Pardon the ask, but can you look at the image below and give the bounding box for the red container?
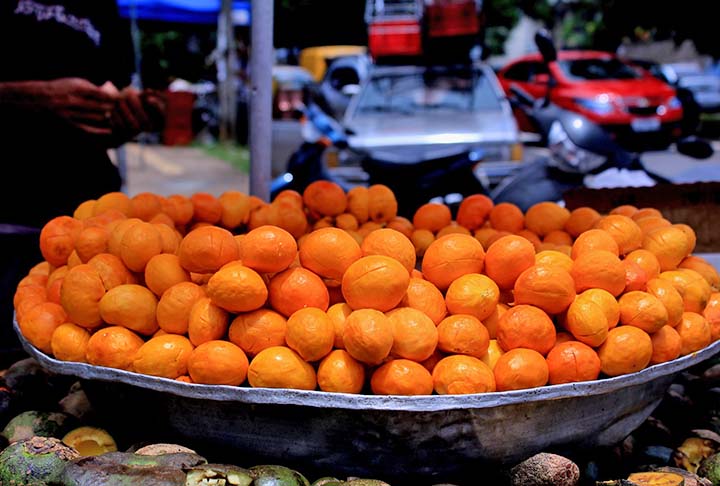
[426,2,479,38]
[163,90,195,146]
[368,19,423,58]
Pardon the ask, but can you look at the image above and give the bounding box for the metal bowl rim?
[14,319,720,412]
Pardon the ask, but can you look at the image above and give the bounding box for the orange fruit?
[346,186,370,224]
[515,229,543,251]
[564,206,602,238]
[524,201,570,238]
[481,303,508,339]
[421,233,485,291]
[129,192,163,221]
[455,194,494,231]
[473,227,499,251]
[386,307,438,362]
[187,297,230,346]
[326,301,352,349]
[386,215,414,238]
[247,346,317,390]
[622,259,648,292]
[268,198,309,239]
[609,204,638,218]
[618,291,668,333]
[367,184,398,223]
[303,180,347,218]
[571,249,626,297]
[189,192,223,224]
[543,230,573,247]
[334,212,359,231]
[546,341,601,385]
[360,228,416,274]
[445,273,500,321]
[133,334,195,379]
[118,220,164,273]
[400,277,447,325]
[99,284,159,336]
[676,311,712,356]
[703,292,720,341]
[218,190,251,230]
[160,194,195,227]
[570,228,620,259]
[678,255,720,290]
[488,201,524,233]
[673,223,697,255]
[649,325,682,365]
[493,348,549,391]
[285,307,335,362]
[94,191,132,217]
[177,225,240,274]
[317,349,366,394]
[239,225,298,274]
[513,264,576,315]
[483,235,536,290]
[153,222,182,255]
[14,285,48,323]
[18,302,67,354]
[144,253,190,298]
[187,340,249,386]
[106,217,141,258]
[564,296,609,347]
[632,207,664,221]
[39,215,83,267]
[228,308,287,357]
[436,223,471,238]
[74,225,110,263]
[413,202,452,233]
[534,250,573,273]
[659,269,712,314]
[635,216,672,235]
[594,214,643,255]
[85,326,145,371]
[50,322,91,363]
[577,288,620,329]
[156,282,206,335]
[646,277,684,327]
[87,253,136,291]
[436,314,490,359]
[642,226,692,271]
[480,339,504,370]
[597,325,652,377]
[59,264,106,329]
[342,308,394,365]
[356,220,383,237]
[341,255,410,312]
[299,227,362,281]
[496,304,556,355]
[370,359,433,395]
[432,354,495,394]
[410,229,435,257]
[206,262,268,313]
[268,266,330,317]
[624,249,661,281]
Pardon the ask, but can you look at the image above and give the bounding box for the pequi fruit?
[61,426,117,456]
[509,452,580,486]
[134,443,197,456]
[185,463,253,486]
[675,438,719,474]
[627,471,685,485]
[652,467,713,486]
[0,436,80,486]
[58,451,207,486]
[1,410,74,444]
[344,480,393,486]
[250,464,311,486]
[698,453,720,485]
[311,478,345,486]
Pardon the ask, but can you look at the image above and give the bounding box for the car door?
[499,60,551,133]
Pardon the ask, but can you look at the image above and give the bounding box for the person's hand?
[110,87,166,143]
[40,77,117,136]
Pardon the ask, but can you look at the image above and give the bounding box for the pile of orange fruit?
[12,181,720,396]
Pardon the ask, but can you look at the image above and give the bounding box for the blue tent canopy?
[117,0,251,25]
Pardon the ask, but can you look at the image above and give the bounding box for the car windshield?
[354,66,502,115]
[559,58,642,81]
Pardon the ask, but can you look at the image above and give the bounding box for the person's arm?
[0,78,116,136]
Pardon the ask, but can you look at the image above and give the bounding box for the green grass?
[194,141,250,173]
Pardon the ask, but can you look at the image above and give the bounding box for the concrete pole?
[249,1,274,202]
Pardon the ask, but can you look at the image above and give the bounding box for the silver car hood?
[346,112,519,163]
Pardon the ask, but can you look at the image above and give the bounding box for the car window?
[502,61,548,82]
[559,58,641,81]
[329,66,361,90]
[354,67,502,115]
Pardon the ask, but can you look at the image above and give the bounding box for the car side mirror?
[534,29,557,63]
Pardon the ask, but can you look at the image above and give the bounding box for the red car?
[496,50,684,150]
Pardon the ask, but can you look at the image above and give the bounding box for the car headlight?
[548,121,607,174]
[667,96,682,109]
[573,96,614,115]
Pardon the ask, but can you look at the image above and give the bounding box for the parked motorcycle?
[490,30,714,212]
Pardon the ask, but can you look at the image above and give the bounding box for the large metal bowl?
[14,321,720,483]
